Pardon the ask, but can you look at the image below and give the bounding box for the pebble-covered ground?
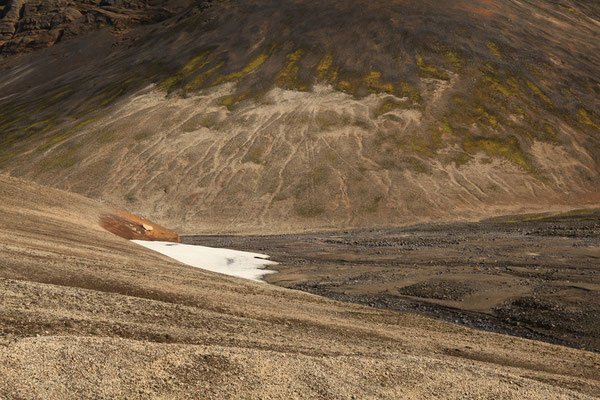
[186,209,600,353]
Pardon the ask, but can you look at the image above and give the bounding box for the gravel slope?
[0,173,599,399]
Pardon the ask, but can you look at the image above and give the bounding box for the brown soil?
[100,206,181,242]
[1,176,600,398]
[185,209,600,353]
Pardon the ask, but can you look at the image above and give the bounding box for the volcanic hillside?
[1,173,600,398]
[0,0,599,233]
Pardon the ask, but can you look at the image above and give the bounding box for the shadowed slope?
[0,0,599,232]
[1,174,600,398]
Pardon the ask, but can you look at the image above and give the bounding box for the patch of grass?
[416,54,449,80]
[181,52,211,75]
[398,81,422,104]
[184,61,225,91]
[375,99,413,117]
[486,41,502,59]
[220,89,256,110]
[443,51,466,70]
[160,75,183,93]
[558,4,585,18]
[526,80,553,106]
[441,118,454,136]
[576,109,600,130]
[463,134,531,170]
[335,71,363,96]
[364,70,394,94]
[160,50,212,93]
[452,152,473,167]
[542,124,558,141]
[275,48,309,91]
[315,51,335,81]
[213,46,276,86]
[482,75,518,98]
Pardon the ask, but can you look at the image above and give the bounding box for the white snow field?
[131,240,278,282]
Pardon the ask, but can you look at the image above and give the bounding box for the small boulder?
[142,224,153,231]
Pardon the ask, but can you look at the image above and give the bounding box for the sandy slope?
[0,173,599,399]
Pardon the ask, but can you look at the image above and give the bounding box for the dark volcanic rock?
[0,0,195,55]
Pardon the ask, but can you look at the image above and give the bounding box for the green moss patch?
[275,49,309,91]
[463,135,531,170]
[416,54,449,80]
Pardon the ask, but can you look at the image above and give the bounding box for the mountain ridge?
[0,0,598,233]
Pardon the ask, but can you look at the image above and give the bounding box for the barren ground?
[185,209,600,353]
[1,177,600,399]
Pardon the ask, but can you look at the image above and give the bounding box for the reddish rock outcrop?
[100,206,181,242]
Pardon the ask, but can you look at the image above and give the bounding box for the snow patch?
[131,240,278,282]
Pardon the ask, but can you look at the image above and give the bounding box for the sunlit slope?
[0,0,599,232]
[1,174,599,398]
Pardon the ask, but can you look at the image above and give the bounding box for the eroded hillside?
[0,0,599,232]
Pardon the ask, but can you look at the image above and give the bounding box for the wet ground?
[184,209,600,352]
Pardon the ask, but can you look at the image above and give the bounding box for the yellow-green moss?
[463,135,530,170]
[181,52,211,75]
[316,52,334,81]
[220,89,257,110]
[24,117,56,133]
[184,61,225,91]
[483,75,518,98]
[213,49,273,86]
[558,4,585,18]
[46,88,73,103]
[452,152,473,167]
[134,131,150,141]
[441,118,454,136]
[486,41,502,59]
[398,81,422,103]
[416,54,449,80]
[275,49,309,91]
[444,51,465,70]
[542,124,558,141]
[576,108,600,130]
[375,99,412,117]
[364,70,395,94]
[160,75,183,92]
[526,80,552,106]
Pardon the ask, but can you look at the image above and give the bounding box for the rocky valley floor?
[185,209,600,353]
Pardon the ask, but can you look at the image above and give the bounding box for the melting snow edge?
[131,240,278,282]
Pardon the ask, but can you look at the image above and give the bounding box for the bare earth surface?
[186,210,600,353]
[1,176,600,398]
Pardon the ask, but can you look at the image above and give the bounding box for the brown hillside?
[0,173,599,398]
[0,0,598,233]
